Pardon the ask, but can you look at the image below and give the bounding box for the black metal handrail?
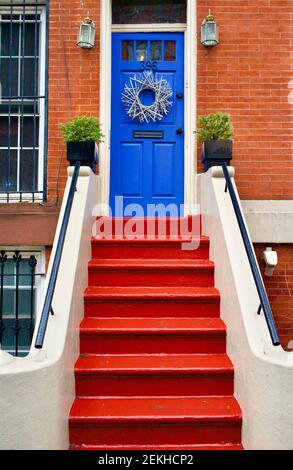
[221,162,280,346]
[34,161,81,349]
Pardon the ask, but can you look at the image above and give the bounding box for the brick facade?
[47,0,101,204]
[255,244,293,350]
[197,0,293,200]
[47,0,293,202]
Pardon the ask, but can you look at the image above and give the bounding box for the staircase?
[69,217,243,450]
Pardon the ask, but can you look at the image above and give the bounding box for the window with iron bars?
[0,247,45,357]
[0,1,48,202]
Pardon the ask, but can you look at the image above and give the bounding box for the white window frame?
[99,0,197,216]
[0,5,47,202]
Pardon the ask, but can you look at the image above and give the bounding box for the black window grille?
[0,1,48,202]
[0,249,43,357]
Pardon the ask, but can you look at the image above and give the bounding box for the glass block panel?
[164,40,176,61]
[112,0,187,24]
[0,22,19,56]
[0,149,17,191]
[19,149,39,191]
[150,41,162,61]
[0,116,18,147]
[122,40,134,61]
[136,40,148,62]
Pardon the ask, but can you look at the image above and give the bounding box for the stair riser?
[75,374,234,397]
[92,242,209,260]
[84,299,220,318]
[88,269,214,288]
[69,422,241,446]
[95,216,202,238]
[80,335,226,355]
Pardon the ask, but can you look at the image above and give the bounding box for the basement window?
[0,1,48,202]
[0,247,45,357]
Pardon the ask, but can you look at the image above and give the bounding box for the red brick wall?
[47,0,100,204]
[47,1,293,201]
[255,244,293,350]
[197,0,293,199]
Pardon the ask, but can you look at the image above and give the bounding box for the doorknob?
[176,128,183,135]
[176,92,183,99]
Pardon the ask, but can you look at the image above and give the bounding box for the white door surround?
[99,0,197,216]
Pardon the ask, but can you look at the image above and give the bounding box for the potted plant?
[197,112,234,171]
[60,116,104,172]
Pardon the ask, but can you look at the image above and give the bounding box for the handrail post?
[34,162,81,349]
[221,162,280,346]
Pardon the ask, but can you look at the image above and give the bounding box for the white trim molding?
[112,23,187,33]
[99,0,197,215]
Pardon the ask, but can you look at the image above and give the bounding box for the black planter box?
[202,139,232,172]
[67,141,98,172]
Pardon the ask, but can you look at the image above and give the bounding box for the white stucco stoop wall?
[199,167,293,450]
[0,167,99,450]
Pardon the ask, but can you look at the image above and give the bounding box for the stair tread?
[88,259,214,269]
[75,354,233,374]
[80,317,226,334]
[92,235,209,243]
[71,443,243,450]
[70,396,242,422]
[85,286,220,299]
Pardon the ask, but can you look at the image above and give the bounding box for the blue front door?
[110,32,184,216]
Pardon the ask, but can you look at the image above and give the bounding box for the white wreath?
[122,72,173,123]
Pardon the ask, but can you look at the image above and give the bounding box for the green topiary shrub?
[197,112,234,142]
[60,116,104,143]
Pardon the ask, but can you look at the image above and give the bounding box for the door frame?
[99,0,197,216]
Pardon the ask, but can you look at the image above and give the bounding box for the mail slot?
[133,130,164,139]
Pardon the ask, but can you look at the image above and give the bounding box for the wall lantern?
[201,9,219,47]
[77,15,95,49]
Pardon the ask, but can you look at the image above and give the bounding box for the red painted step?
[80,317,226,355]
[88,259,214,287]
[69,396,242,447]
[84,286,220,318]
[91,236,210,260]
[71,443,244,450]
[69,217,242,450]
[75,354,234,397]
[94,215,202,238]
